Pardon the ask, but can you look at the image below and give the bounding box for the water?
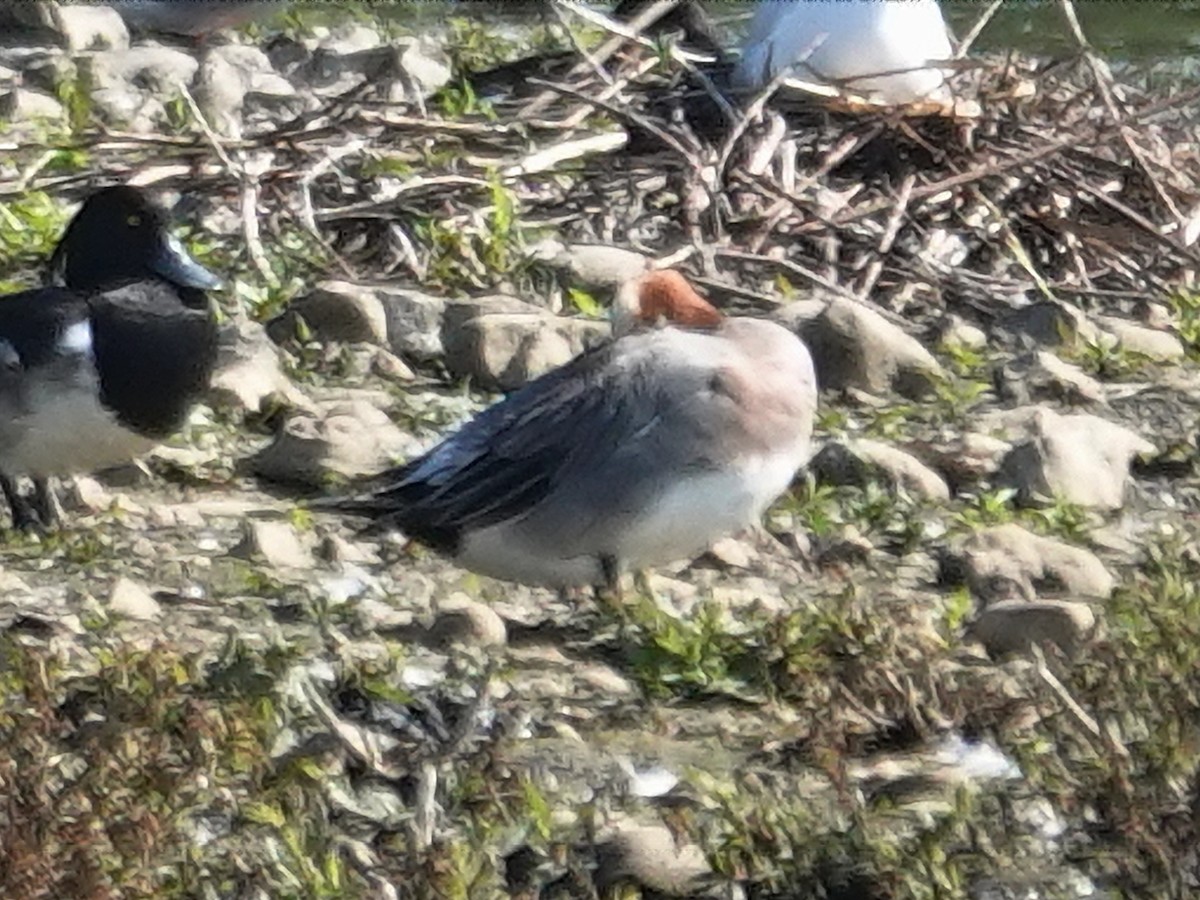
[942,0,1200,61]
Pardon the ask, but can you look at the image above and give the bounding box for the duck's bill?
[151,233,221,290]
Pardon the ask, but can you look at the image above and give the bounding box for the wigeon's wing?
[337,329,727,548]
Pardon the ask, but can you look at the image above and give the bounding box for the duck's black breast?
[87,281,219,437]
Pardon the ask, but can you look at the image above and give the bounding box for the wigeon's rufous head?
[612,269,723,336]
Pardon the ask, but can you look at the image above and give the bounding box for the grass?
[951,487,1094,542]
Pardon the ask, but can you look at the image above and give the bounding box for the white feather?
[58,320,94,356]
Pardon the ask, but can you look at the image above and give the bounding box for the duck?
[0,185,221,529]
[731,0,954,107]
[328,269,817,592]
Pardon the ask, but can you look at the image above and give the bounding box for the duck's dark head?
[49,185,220,306]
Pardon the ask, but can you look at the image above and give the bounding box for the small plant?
[1069,334,1151,379]
[952,487,1018,531]
[1167,290,1200,355]
[627,596,750,698]
[0,191,69,282]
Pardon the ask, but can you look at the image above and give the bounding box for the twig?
[179,80,277,298]
[716,34,828,181]
[501,130,629,178]
[716,248,859,303]
[857,174,915,302]
[1034,651,1130,760]
[955,0,1004,59]
[1057,0,1183,225]
[520,0,682,121]
[526,77,701,167]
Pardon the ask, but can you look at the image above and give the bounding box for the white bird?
[330,270,818,591]
[731,0,954,107]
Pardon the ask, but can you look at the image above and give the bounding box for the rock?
[810,438,951,501]
[82,45,199,132]
[373,285,448,362]
[370,348,414,382]
[65,475,114,512]
[1094,314,1186,361]
[51,4,129,52]
[950,523,1115,600]
[909,431,1012,491]
[1005,300,1104,347]
[296,29,450,102]
[195,44,294,139]
[318,533,377,566]
[446,312,608,392]
[995,407,1154,510]
[800,298,944,397]
[0,86,65,121]
[426,596,507,650]
[968,599,1097,659]
[0,2,56,37]
[526,239,650,285]
[998,351,1104,405]
[936,314,987,350]
[232,520,313,570]
[269,280,389,346]
[209,322,312,416]
[252,400,420,489]
[108,576,161,621]
[595,820,712,895]
[705,536,755,569]
[393,36,453,100]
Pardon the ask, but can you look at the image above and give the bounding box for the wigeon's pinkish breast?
[330,269,818,590]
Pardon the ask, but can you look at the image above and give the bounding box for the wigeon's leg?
[1,473,40,531]
[32,478,62,528]
[592,554,629,618]
[631,569,653,600]
[601,554,623,602]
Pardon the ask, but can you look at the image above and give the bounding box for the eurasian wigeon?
[0,186,220,529]
[331,269,817,591]
[731,0,954,107]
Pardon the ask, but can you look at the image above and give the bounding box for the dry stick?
[856,174,915,302]
[525,77,701,167]
[955,0,1004,58]
[716,247,860,304]
[1034,650,1130,761]
[1072,178,1200,268]
[548,0,617,88]
[555,54,661,131]
[740,124,884,254]
[1057,0,1183,224]
[520,0,683,121]
[715,34,828,182]
[315,176,496,220]
[178,81,276,303]
[817,80,1200,234]
[501,130,629,178]
[820,137,1076,230]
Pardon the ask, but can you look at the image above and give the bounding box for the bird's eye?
[126,214,142,227]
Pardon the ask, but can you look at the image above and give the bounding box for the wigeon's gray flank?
[335,270,818,589]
